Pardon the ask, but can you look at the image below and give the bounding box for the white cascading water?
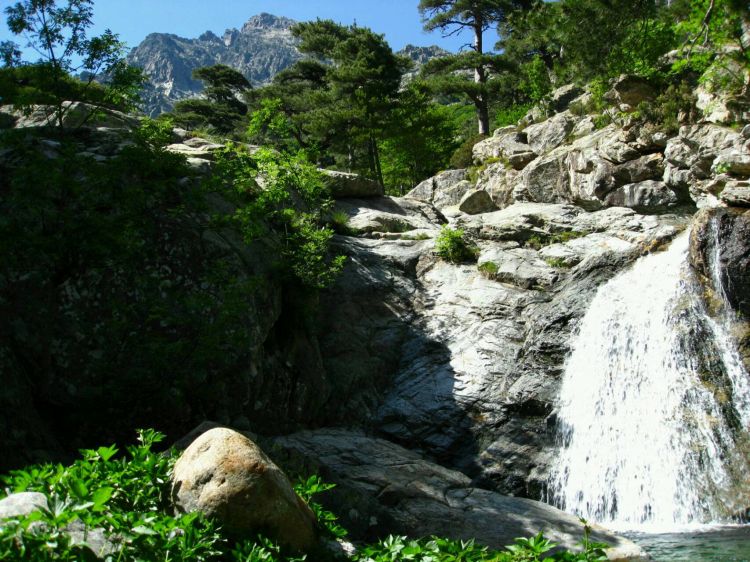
[548,228,750,530]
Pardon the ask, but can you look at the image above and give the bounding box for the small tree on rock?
[3,0,143,127]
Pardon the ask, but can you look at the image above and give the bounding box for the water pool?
[625,526,750,561]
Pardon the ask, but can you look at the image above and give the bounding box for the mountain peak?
[241,13,297,32]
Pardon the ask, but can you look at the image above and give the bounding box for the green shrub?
[0,430,226,561]
[435,226,478,263]
[449,134,487,169]
[493,103,533,128]
[636,81,697,133]
[478,261,499,279]
[207,144,346,289]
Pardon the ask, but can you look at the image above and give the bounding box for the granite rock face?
[317,196,686,496]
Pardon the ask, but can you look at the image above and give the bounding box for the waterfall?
[548,229,750,530]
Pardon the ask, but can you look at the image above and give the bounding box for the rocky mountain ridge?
[127,13,448,116]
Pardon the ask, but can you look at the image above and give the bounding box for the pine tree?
[418,0,532,134]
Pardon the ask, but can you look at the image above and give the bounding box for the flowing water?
[547,228,750,531]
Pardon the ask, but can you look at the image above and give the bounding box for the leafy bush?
[0,432,610,561]
[493,104,533,128]
[449,134,487,169]
[478,261,499,279]
[0,430,226,561]
[636,81,697,133]
[435,227,478,263]
[205,144,346,289]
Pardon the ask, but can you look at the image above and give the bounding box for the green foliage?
[450,134,487,169]
[2,0,143,125]
[379,83,458,195]
[0,430,226,561]
[355,530,609,562]
[435,226,478,263]
[418,0,535,134]
[478,261,499,279]
[518,56,553,105]
[171,64,251,134]
[257,19,409,185]
[493,103,532,128]
[293,476,347,539]
[0,433,609,561]
[504,531,556,560]
[207,144,346,289]
[636,81,698,134]
[0,432,342,562]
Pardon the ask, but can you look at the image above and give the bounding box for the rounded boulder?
[171,427,317,552]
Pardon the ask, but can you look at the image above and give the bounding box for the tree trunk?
[473,18,490,136]
[370,133,384,188]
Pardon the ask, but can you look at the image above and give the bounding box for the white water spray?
[548,229,750,530]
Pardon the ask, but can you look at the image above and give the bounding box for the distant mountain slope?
[128,14,300,116]
[127,13,448,116]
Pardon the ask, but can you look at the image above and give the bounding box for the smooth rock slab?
[478,248,558,289]
[322,170,384,199]
[603,180,680,212]
[720,181,750,207]
[270,429,649,561]
[172,427,317,552]
[0,492,48,520]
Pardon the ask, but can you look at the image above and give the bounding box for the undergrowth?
[435,226,479,263]
[0,432,609,561]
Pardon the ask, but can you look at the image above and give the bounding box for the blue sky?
[0,0,490,55]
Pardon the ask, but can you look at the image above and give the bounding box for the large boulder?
[458,189,497,215]
[604,75,657,109]
[334,196,443,236]
[0,492,48,520]
[322,170,384,199]
[549,84,584,113]
[720,180,750,207]
[473,128,537,170]
[477,247,558,289]
[524,111,578,155]
[603,180,681,212]
[475,163,521,209]
[406,169,474,211]
[171,428,318,552]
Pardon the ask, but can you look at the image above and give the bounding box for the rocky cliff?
[1,70,749,555]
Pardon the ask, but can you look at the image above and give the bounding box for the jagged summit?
[240,13,296,32]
